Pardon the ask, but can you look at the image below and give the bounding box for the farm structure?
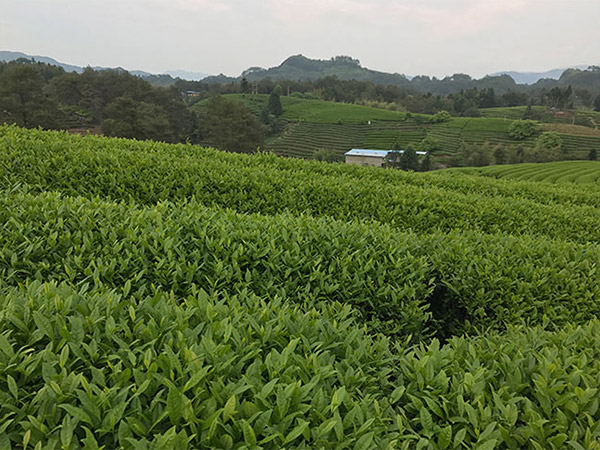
[345,148,427,167]
[345,149,390,167]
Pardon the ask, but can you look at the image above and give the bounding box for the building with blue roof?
[344,149,426,167]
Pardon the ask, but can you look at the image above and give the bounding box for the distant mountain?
[0,50,209,84]
[491,65,590,84]
[0,50,84,73]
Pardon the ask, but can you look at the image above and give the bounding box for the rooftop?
[345,149,428,157]
[345,149,390,157]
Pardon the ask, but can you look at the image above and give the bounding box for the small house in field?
[344,149,390,167]
[344,149,426,167]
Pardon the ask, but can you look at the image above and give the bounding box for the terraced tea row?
[2,189,599,339]
[2,126,600,243]
[456,161,600,184]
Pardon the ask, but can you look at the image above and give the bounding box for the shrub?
[508,120,539,140]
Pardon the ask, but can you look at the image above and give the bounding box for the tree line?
[179,70,600,118]
[0,59,270,151]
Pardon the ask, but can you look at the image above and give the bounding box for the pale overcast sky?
[1,0,599,78]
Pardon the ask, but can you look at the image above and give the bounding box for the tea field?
[213,95,600,161]
[1,125,600,449]
[454,160,600,185]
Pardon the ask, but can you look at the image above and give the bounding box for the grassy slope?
[451,160,600,184]
[216,95,600,160]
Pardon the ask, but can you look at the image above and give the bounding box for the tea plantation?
[216,94,600,161]
[1,125,600,449]
[454,160,600,184]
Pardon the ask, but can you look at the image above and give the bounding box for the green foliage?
[0,60,193,140]
[267,91,283,117]
[417,137,439,154]
[431,110,451,123]
[3,281,600,448]
[399,146,420,171]
[460,142,494,167]
[3,126,600,243]
[0,63,61,129]
[102,97,174,142]
[312,148,341,162]
[3,126,600,448]
[508,120,539,140]
[240,77,250,94]
[0,281,400,449]
[536,132,563,151]
[452,160,600,185]
[420,153,433,172]
[195,95,266,153]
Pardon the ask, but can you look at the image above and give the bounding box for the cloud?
[260,0,527,35]
[172,0,234,13]
[407,0,527,36]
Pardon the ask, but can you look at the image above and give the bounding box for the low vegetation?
[454,160,600,184]
[1,126,600,448]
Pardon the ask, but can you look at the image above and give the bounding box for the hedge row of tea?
[2,190,600,341]
[2,282,600,449]
[2,126,600,243]
[2,126,600,448]
[456,161,600,185]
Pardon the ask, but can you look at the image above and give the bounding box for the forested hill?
[241,55,413,87]
[202,55,521,94]
[201,54,600,96]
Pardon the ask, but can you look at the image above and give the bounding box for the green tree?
[240,77,250,94]
[267,89,283,117]
[493,146,506,165]
[417,137,439,154]
[522,104,535,120]
[102,97,174,142]
[195,95,266,153]
[399,145,420,171]
[594,95,600,112]
[525,132,563,162]
[420,153,433,172]
[536,132,563,151]
[589,149,598,161]
[431,110,451,123]
[0,63,60,128]
[508,120,539,140]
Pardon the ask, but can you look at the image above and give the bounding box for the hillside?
[1,125,600,448]
[212,94,600,162]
